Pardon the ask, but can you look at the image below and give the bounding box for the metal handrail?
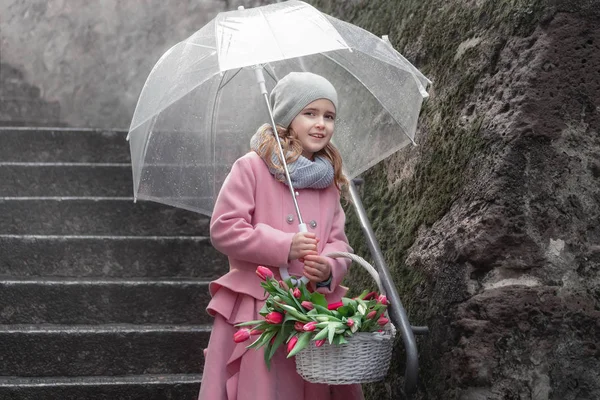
[349,180,428,395]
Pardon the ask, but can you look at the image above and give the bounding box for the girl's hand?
[302,254,332,283]
[288,232,319,261]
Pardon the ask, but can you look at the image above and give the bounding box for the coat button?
[286,214,294,224]
[309,220,317,228]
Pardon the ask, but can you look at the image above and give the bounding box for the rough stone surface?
[0,62,63,126]
[0,235,226,279]
[0,0,272,128]
[0,326,209,376]
[0,199,210,236]
[0,279,212,325]
[0,375,201,400]
[308,1,600,399]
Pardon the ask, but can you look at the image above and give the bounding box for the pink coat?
[208,151,352,303]
[199,151,362,400]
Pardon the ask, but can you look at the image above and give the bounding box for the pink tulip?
[301,301,314,310]
[265,311,284,324]
[287,336,298,354]
[249,329,263,336]
[293,287,301,299]
[377,295,388,305]
[377,316,389,326]
[233,328,251,343]
[315,339,326,347]
[367,310,377,320]
[279,280,289,291]
[294,321,305,332]
[363,291,378,301]
[256,266,274,281]
[303,321,317,332]
[327,301,344,310]
[346,318,355,327]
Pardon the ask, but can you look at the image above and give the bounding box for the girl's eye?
[304,112,315,116]
[326,115,335,120]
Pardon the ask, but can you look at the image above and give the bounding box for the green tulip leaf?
[287,332,312,358]
[328,322,336,344]
[310,292,328,308]
[313,326,329,341]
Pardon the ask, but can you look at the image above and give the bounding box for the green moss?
[307,0,550,397]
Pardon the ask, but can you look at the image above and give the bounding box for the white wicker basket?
[294,252,396,385]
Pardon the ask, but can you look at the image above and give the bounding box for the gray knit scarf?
[250,129,334,189]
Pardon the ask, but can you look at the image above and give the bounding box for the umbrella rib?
[263,64,278,83]
[129,68,220,134]
[218,68,243,91]
[257,8,285,60]
[210,70,229,207]
[320,51,416,145]
[183,42,216,50]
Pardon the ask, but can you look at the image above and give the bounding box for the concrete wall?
[0,0,269,128]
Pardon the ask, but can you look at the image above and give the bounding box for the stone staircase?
[0,63,62,127]
[0,127,226,399]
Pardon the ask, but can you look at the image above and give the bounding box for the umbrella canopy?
[127,0,430,216]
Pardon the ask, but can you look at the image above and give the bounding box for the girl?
[198,72,364,400]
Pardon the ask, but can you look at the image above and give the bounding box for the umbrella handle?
[280,223,310,286]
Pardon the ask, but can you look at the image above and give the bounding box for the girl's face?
[289,99,336,160]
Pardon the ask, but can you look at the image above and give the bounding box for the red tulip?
[377,295,388,305]
[293,287,301,299]
[346,318,355,327]
[327,301,344,310]
[315,339,326,347]
[377,316,389,326]
[363,291,378,300]
[265,311,284,324]
[303,321,317,332]
[301,301,314,310]
[256,266,274,281]
[294,321,305,332]
[287,336,298,354]
[233,328,251,343]
[367,310,377,319]
[249,329,263,336]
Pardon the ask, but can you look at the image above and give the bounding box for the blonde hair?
[253,123,349,196]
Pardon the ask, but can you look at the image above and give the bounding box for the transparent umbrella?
[127,0,430,218]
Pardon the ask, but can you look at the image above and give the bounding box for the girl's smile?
[289,98,336,160]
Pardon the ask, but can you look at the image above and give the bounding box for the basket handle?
[324,252,385,296]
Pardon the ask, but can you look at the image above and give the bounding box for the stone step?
[0,235,226,279]
[0,79,41,99]
[0,128,130,163]
[0,163,223,200]
[0,199,209,236]
[0,374,201,400]
[0,63,25,81]
[0,163,132,197]
[0,277,212,325]
[0,324,208,377]
[0,98,61,125]
[0,127,233,166]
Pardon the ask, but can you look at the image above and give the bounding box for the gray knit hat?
[270,72,338,128]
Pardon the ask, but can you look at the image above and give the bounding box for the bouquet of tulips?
[233,266,390,368]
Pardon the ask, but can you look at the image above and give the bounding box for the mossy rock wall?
[308,1,600,399]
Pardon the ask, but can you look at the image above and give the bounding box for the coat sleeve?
[210,156,295,267]
[316,192,352,294]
